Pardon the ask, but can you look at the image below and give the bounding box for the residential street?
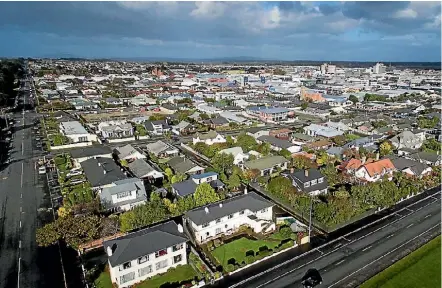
[0,80,63,288]
[226,191,441,288]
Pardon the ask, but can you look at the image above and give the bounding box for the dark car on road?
[301,268,322,288]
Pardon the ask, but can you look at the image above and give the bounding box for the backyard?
[209,226,296,272]
[361,236,441,288]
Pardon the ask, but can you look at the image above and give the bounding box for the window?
[260,208,268,213]
[155,259,168,270]
[155,249,168,258]
[78,136,88,142]
[216,218,221,224]
[311,179,317,185]
[119,262,131,271]
[173,243,183,252]
[318,177,324,183]
[120,272,135,284]
[173,255,182,264]
[206,177,213,182]
[304,182,310,188]
[202,222,209,228]
[228,214,234,219]
[117,191,131,199]
[138,255,149,264]
[215,228,222,235]
[239,210,245,215]
[138,265,152,277]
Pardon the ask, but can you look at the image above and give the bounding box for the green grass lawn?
[212,237,282,267]
[361,236,441,288]
[94,271,112,288]
[136,264,198,288]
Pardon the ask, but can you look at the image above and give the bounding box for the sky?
[0,1,440,62]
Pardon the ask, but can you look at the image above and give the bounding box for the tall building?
[373,63,386,74]
[320,63,336,74]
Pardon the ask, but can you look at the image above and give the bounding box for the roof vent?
[244,187,248,194]
[304,169,309,177]
[219,203,223,208]
[204,207,209,214]
[103,170,107,175]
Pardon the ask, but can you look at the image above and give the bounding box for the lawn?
[345,133,361,141]
[136,264,198,288]
[212,237,287,268]
[94,271,112,288]
[360,236,441,288]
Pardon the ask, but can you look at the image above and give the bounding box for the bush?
[245,255,255,264]
[245,250,255,257]
[226,264,235,273]
[279,226,293,239]
[259,245,268,253]
[227,258,236,266]
[214,239,222,248]
[206,241,214,251]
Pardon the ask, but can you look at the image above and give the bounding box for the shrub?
[206,241,214,251]
[227,258,236,266]
[259,245,268,252]
[245,250,255,257]
[279,226,293,239]
[214,271,222,279]
[245,255,255,264]
[226,264,235,273]
[214,239,222,248]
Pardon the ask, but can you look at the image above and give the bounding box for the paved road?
[0,78,63,288]
[229,191,441,288]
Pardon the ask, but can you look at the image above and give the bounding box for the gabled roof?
[167,156,200,174]
[195,130,219,140]
[172,179,198,197]
[257,135,295,149]
[389,157,430,175]
[103,221,187,267]
[127,159,159,178]
[185,192,273,225]
[100,178,147,209]
[244,155,288,171]
[81,157,127,187]
[360,159,395,177]
[70,145,112,159]
[114,144,144,159]
[219,147,244,158]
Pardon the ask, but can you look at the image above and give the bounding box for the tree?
[320,163,340,187]
[257,143,271,156]
[236,133,258,152]
[199,113,210,120]
[244,169,260,181]
[194,183,220,207]
[212,153,234,174]
[267,176,296,199]
[164,168,174,180]
[171,173,187,184]
[228,174,241,190]
[379,141,393,156]
[292,156,314,170]
[100,216,120,238]
[226,135,234,146]
[349,95,358,104]
[422,138,441,153]
[315,150,329,166]
[301,102,308,110]
[372,120,388,129]
[332,135,346,147]
[334,187,350,199]
[279,149,292,159]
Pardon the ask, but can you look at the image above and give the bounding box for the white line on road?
[404,207,414,212]
[424,214,432,219]
[362,245,372,252]
[19,240,22,249]
[334,243,342,248]
[386,234,394,239]
[342,237,351,242]
[20,162,23,188]
[335,259,345,266]
[21,142,24,155]
[317,249,324,255]
[20,193,22,199]
[328,223,441,288]
[17,257,21,288]
[406,223,414,228]
[20,207,22,213]
[19,221,21,228]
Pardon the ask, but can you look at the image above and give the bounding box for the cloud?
[0,1,439,61]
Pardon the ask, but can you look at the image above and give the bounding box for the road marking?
[20,193,22,199]
[387,234,394,239]
[317,249,324,255]
[19,221,21,228]
[342,237,350,242]
[362,245,372,252]
[21,142,24,155]
[17,257,21,288]
[328,223,440,288]
[19,240,22,249]
[404,207,414,212]
[335,259,345,266]
[406,223,414,228]
[20,162,23,188]
[334,243,342,248]
[20,207,22,213]
[424,214,431,219]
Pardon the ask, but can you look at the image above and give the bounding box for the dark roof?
[172,180,198,197]
[257,135,294,149]
[69,145,113,159]
[389,157,429,175]
[211,117,229,125]
[80,157,127,187]
[185,192,273,225]
[282,168,328,193]
[103,221,187,267]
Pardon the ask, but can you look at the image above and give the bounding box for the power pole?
[308,196,313,241]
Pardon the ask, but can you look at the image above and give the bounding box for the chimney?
[106,246,113,257]
[304,169,309,177]
[244,187,248,194]
[219,203,223,208]
[204,207,209,214]
[376,152,380,161]
[362,156,366,165]
[290,167,294,174]
[98,162,101,166]
[177,224,183,233]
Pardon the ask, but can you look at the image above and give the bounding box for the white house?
[184,192,276,244]
[193,131,226,146]
[354,158,396,182]
[59,121,97,143]
[218,147,249,165]
[390,131,424,150]
[103,221,188,288]
[114,144,146,161]
[100,178,147,212]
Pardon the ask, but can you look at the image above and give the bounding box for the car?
[301,268,322,288]
[38,166,47,175]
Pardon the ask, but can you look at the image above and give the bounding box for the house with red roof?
[354,158,396,182]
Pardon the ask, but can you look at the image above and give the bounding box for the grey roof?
[244,155,288,171]
[326,147,344,156]
[195,130,219,140]
[211,117,229,125]
[103,220,187,267]
[127,159,158,178]
[145,140,172,155]
[61,121,88,135]
[344,135,380,148]
[114,144,143,159]
[185,192,273,225]
[101,123,132,132]
[291,133,315,142]
[257,135,295,149]
[70,145,112,159]
[389,157,429,175]
[172,180,198,197]
[174,120,191,130]
[100,178,147,209]
[408,152,441,164]
[167,156,200,174]
[80,157,127,187]
[282,168,328,193]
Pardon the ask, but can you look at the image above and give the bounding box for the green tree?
[194,183,220,207]
[349,95,358,104]
[120,196,170,232]
[228,174,241,190]
[226,135,234,146]
[320,163,340,187]
[267,176,296,199]
[332,135,346,147]
[164,168,174,180]
[257,143,271,156]
[292,156,314,170]
[236,133,258,152]
[379,141,393,156]
[171,173,187,184]
[372,120,388,129]
[315,150,329,166]
[301,102,308,110]
[422,138,441,153]
[279,149,292,159]
[212,152,234,174]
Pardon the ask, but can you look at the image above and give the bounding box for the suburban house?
[246,127,270,139]
[127,159,164,181]
[59,121,98,143]
[70,145,113,164]
[98,121,134,139]
[172,121,194,135]
[103,97,123,106]
[103,220,188,288]
[100,178,147,212]
[207,116,229,129]
[243,155,289,176]
[171,172,225,197]
[390,131,425,150]
[69,98,98,110]
[256,135,301,153]
[144,120,171,136]
[184,192,276,244]
[282,168,328,196]
[218,147,249,165]
[354,158,396,182]
[167,156,205,175]
[192,131,226,146]
[269,128,293,140]
[145,140,179,158]
[406,151,441,166]
[343,135,383,150]
[303,123,344,138]
[324,121,351,132]
[81,157,127,189]
[114,144,146,162]
[304,139,333,151]
[389,157,432,178]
